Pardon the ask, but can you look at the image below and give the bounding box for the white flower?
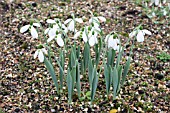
[20,23,40,39]
[105,34,119,50]
[64,18,83,32]
[130,29,151,42]
[34,48,47,62]
[56,34,64,47]
[163,10,167,16]
[88,29,98,46]
[154,0,159,6]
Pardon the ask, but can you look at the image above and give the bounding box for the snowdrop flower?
[64,18,83,32]
[20,23,40,39]
[34,48,47,62]
[129,29,152,42]
[47,32,64,47]
[151,0,159,6]
[45,19,68,35]
[88,29,98,46]
[105,34,120,50]
[89,16,106,32]
[74,26,98,46]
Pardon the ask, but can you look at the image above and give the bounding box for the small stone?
[166,81,170,88]
[138,90,144,94]
[32,2,37,7]
[155,73,164,80]
[14,108,20,112]
[51,109,55,112]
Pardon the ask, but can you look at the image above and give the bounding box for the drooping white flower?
[56,34,64,47]
[130,29,151,42]
[20,23,40,39]
[34,48,47,62]
[105,34,120,50]
[64,18,83,32]
[88,29,98,46]
[46,18,68,35]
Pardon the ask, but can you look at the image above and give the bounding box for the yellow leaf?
[110,109,118,113]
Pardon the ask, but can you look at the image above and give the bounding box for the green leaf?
[67,68,72,103]
[122,57,131,85]
[44,57,59,93]
[107,48,116,67]
[91,66,98,102]
[83,43,90,72]
[76,60,81,98]
[117,65,123,94]
[104,63,110,94]
[112,66,118,99]
[71,66,76,92]
[88,56,93,89]
[59,50,65,89]
[116,47,124,68]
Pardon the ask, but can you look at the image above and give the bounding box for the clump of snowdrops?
[142,0,170,19]
[20,12,151,105]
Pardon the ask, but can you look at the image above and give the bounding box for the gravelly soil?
[0,0,170,112]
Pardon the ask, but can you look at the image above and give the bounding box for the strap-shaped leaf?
[117,65,123,94]
[71,66,76,91]
[59,50,65,89]
[76,60,81,97]
[107,48,116,67]
[67,68,72,103]
[91,66,98,102]
[88,56,93,89]
[44,57,59,92]
[95,44,100,66]
[121,57,131,85]
[83,43,90,72]
[104,63,110,94]
[112,66,118,99]
[116,47,124,68]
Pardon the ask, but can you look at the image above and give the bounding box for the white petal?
[44,28,50,34]
[97,16,106,22]
[93,22,99,28]
[129,31,137,38]
[89,18,93,23]
[137,31,144,42]
[53,24,60,29]
[42,48,48,55]
[64,19,72,24]
[74,31,81,39]
[38,50,44,62]
[48,29,56,39]
[33,23,40,27]
[142,29,151,35]
[93,26,101,32]
[68,20,75,31]
[155,0,159,6]
[20,25,30,33]
[31,26,38,38]
[75,18,83,23]
[46,19,56,24]
[57,34,64,47]
[34,50,39,59]
[89,36,96,46]
[82,31,88,43]
[62,24,68,33]
[108,38,118,50]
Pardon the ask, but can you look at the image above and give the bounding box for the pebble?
[51,109,55,112]
[155,73,164,80]
[166,80,170,88]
